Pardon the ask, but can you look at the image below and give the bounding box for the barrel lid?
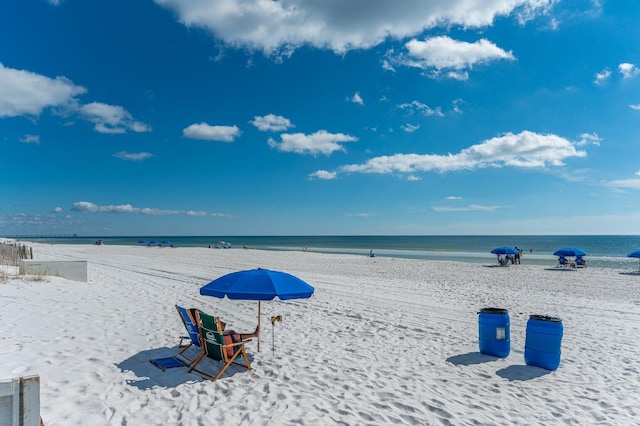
[479,307,508,314]
[529,314,562,322]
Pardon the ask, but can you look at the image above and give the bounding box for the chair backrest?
[196,311,226,362]
[176,305,201,347]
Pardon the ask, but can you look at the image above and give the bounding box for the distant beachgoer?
[369,249,375,257]
[514,246,522,264]
[303,246,308,252]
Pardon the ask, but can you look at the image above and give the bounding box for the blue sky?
[1,0,639,236]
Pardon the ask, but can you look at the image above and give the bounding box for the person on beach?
[219,319,260,340]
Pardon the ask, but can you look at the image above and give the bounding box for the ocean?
[13,235,640,270]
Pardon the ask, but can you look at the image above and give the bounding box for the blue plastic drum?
[525,315,563,370]
[478,308,510,358]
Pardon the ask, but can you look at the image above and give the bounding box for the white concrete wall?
[19,260,88,282]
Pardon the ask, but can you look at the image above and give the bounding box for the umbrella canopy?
[627,250,640,258]
[553,247,587,257]
[201,268,314,300]
[491,246,518,255]
[200,268,314,351]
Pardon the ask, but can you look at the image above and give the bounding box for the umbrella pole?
[257,301,261,352]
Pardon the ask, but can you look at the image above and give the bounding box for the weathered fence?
[0,242,33,266]
[0,375,41,426]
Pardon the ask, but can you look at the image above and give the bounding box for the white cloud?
[407,36,514,69]
[20,134,40,144]
[308,170,337,180]
[70,201,228,217]
[576,132,601,146]
[605,178,640,190]
[54,207,63,213]
[593,68,611,85]
[401,123,420,133]
[250,114,294,132]
[390,36,515,78]
[153,0,553,56]
[432,204,503,212]
[328,130,586,177]
[0,63,86,118]
[619,63,640,79]
[113,151,154,161]
[349,92,364,105]
[268,130,358,155]
[630,104,640,111]
[398,100,444,117]
[446,196,463,200]
[78,102,151,134]
[183,122,241,142]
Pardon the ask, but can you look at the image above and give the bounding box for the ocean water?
[14,235,640,270]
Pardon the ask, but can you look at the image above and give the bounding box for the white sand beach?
[1,243,639,425]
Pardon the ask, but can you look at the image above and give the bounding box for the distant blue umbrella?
[553,247,587,257]
[138,240,147,245]
[491,246,518,255]
[161,240,171,245]
[149,240,159,246]
[627,250,640,258]
[627,250,640,271]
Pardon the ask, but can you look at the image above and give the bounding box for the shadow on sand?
[116,346,253,389]
[446,351,503,366]
[496,365,551,381]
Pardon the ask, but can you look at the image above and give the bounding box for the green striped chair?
[188,310,252,381]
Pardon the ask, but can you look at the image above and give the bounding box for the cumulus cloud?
[70,201,229,217]
[0,63,86,118]
[20,134,40,144]
[392,36,515,79]
[153,0,553,56]
[78,102,151,134]
[398,100,444,117]
[250,114,294,132]
[619,63,640,79]
[594,68,611,85]
[268,130,358,155]
[308,170,337,180]
[183,122,241,141]
[576,132,601,147]
[113,151,154,161]
[349,92,364,105]
[316,130,587,178]
[630,104,640,111]
[401,123,420,133]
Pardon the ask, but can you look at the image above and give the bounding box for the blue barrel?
[525,315,563,370]
[478,308,510,358]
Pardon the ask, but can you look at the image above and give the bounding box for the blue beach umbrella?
[627,250,640,270]
[553,247,587,257]
[627,250,640,258]
[491,246,518,255]
[200,268,315,351]
[138,240,147,245]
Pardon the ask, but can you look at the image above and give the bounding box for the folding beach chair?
[188,311,252,381]
[175,305,201,365]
